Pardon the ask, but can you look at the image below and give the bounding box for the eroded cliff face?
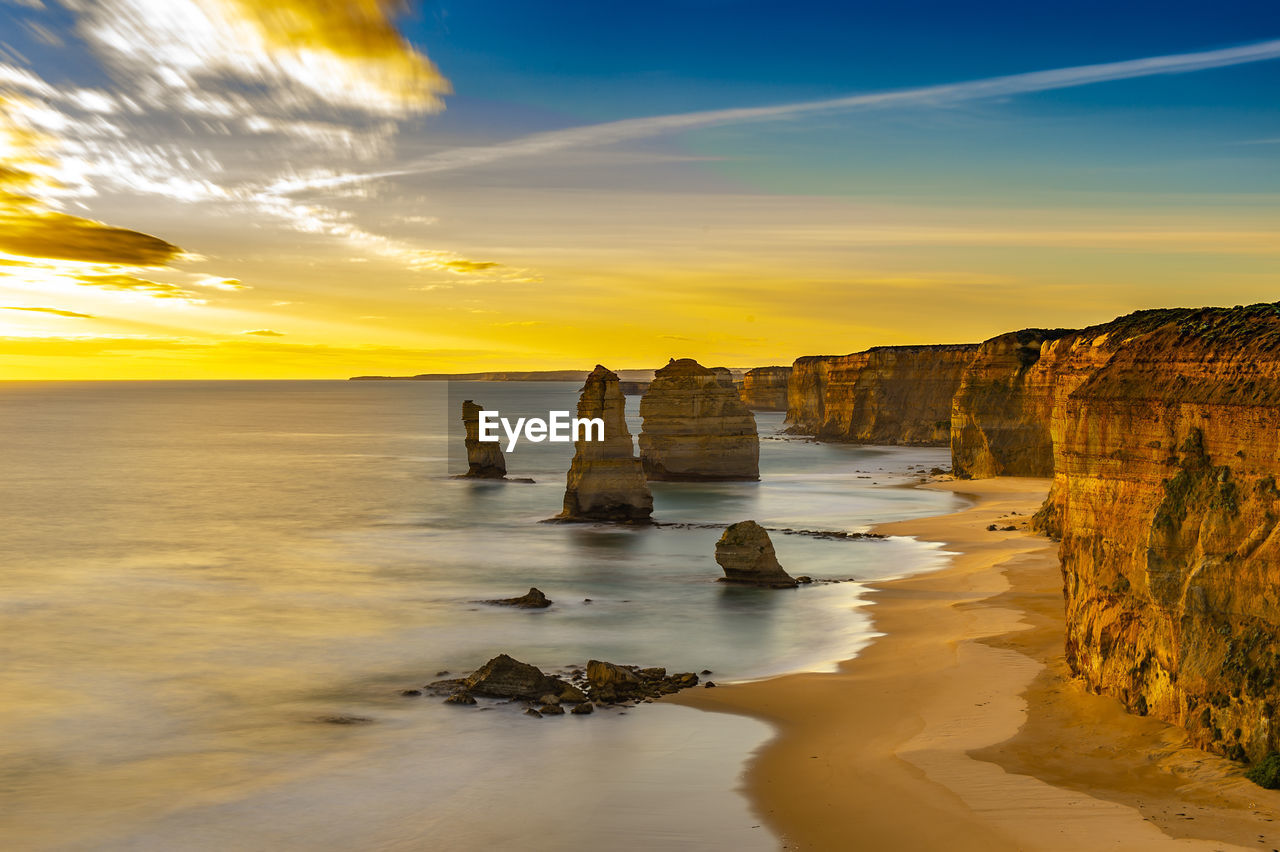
[639,358,759,481]
[950,329,1074,478]
[739,366,791,411]
[1039,304,1280,762]
[785,345,978,445]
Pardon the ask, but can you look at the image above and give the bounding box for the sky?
[0,0,1277,379]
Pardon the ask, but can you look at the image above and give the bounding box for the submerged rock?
[715,520,799,588]
[316,715,374,725]
[639,358,759,481]
[558,365,653,522]
[484,587,552,608]
[460,399,506,479]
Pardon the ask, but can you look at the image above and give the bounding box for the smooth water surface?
[0,380,963,850]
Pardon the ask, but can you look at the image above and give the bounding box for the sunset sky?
[1,0,1277,378]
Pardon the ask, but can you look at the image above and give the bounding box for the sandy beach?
[674,478,1280,850]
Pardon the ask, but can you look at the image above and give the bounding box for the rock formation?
[460,399,506,478]
[715,520,798,588]
[484,587,552,608]
[739,366,791,411]
[949,329,1074,478]
[1033,303,1280,763]
[585,660,700,702]
[444,653,585,702]
[558,365,653,522]
[786,344,979,444]
[638,358,759,481]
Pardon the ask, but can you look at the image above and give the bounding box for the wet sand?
[673,478,1280,850]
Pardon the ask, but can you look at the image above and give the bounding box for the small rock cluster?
[418,653,702,717]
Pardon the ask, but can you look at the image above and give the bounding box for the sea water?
[0,380,963,850]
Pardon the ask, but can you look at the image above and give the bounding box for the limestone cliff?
[559,365,653,522]
[785,345,979,445]
[638,358,759,481]
[1038,303,1280,762]
[460,399,506,478]
[949,329,1074,478]
[739,366,791,411]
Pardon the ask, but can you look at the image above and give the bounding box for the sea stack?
[558,365,653,522]
[461,399,506,478]
[715,521,798,588]
[638,358,759,481]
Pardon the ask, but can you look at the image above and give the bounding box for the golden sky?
[0,1,1277,378]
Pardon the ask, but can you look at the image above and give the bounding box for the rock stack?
[715,521,798,588]
[460,399,506,478]
[558,365,653,522]
[638,358,759,481]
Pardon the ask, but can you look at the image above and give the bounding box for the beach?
[676,478,1280,850]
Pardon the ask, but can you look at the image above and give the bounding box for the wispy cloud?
[240,328,283,336]
[277,38,1280,195]
[2,305,94,318]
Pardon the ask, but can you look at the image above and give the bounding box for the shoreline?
[672,478,1280,850]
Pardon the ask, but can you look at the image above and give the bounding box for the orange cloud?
[0,210,181,266]
[442,259,502,273]
[0,93,183,268]
[72,273,195,299]
[2,306,95,318]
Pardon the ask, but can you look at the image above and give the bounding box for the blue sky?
[0,0,1277,377]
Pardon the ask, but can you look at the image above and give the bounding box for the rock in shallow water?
[458,653,574,701]
[484,587,552,608]
[585,659,699,702]
[715,520,799,588]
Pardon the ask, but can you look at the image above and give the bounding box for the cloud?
[441,259,500,273]
[0,93,182,265]
[74,272,197,299]
[280,38,1280,194]
[0,209,182,265]
[2,305,94,318]
[64,0,450,117]
[241,328,283,336]
[192,275,247,290]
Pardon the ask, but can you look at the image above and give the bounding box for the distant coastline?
[349,369,659,382]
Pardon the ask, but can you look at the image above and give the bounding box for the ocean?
[0,380,964,850]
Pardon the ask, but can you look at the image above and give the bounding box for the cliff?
[1037,303,1280,763]
[738,366,791,411]
[639,359,759,481]
[786,344,979,445]
[559,365,653,522]
[350,369,656,382]
[949,329,1074,478]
